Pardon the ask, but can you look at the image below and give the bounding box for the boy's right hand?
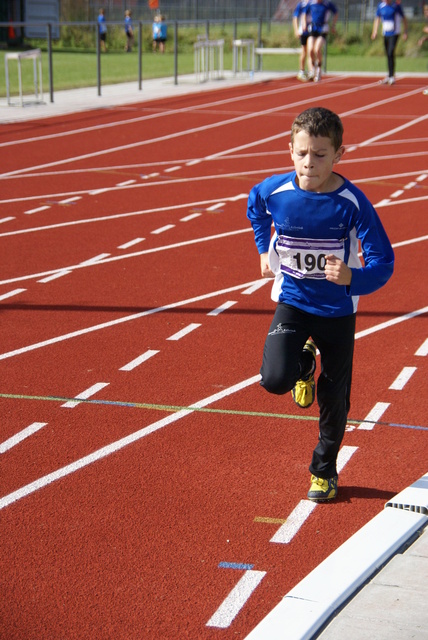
[260,253,275,278]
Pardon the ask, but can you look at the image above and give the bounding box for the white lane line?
[206,203,225,211]
[207,301,237,316]
[37,270,72,283]
[358,402,390,431]
[416,174,428,182]
[151,224,175,234]
[164,166,181,173]
[116,180,136,187]
[119,350,159,371]
[355,305,428,340]
[0,422,47,454]
[61,382,110,409]
[270,500,317,544]
[404,181,417,190]
[167,323,201,341]
[78,253,111,266]
[0,288,26,301]
[59,196,81,204]
[206,570,267,629]
[241,280,269,295]
[0,374,260,511]
[117,238,145,249]
[0,279,259,361]
[415,338,428,356]
[390,190,404,198]
[24,205,50,215]
[270,446,358,544]
[0,217,15,224]
[180,213,201,222]
[389,366,417,390]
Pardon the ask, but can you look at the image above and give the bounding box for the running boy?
[247,107,394,502]
[293,0,310,80]
[304,0,338,81]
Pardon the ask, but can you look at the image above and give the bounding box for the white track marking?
[0,75,347,152]
[2,159,427,207]
[61,383,110,408]
[270,446,358,544]
[0,229,426,290]
[0,228,254,285]
[0,288,26,301]
[270,501,317,544]
[0,280,261,361]
[415,338,428,356]
[358,402,390,431]
[355,306,428,340]
[0,375,260,511]
[24,205,50,215]
[207,301,237,316]
[117,238,145,249]
[151,224,175,234]
[37,270,72,283]
[180,213,201,222]
[0,217,15,224]
[0,422,47,454]
[167,323,201,340]
[206,570,267,629]
[0,81,384,179]
[389,367,417,390]
[119,350,159,371]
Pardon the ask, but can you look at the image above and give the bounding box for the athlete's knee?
[260,369,295,395]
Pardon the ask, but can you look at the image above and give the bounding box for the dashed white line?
[0,422,47,454]
[59,196,81,204]
[0,217,15,224]
[24,205,50,215]
[415,338,428,356]
[270,500,317,544]
[180,213,201,222]
[358,402,390,431]
[206,570,267,629]
[116,179,136,187]
[78,253,111,266]
[167,323,201,341]
[119,350,159,371]
[391,190,404,198]
[207,301,237,316]
[0,288,26,301]
[270,446,358,544]
[118,238,145,249]
[241,280,269,295]
[164,166,181,173]
[61,382,110,408]
[38,270,73,283]
[389,366,417,390]
[151,224,175,234]
[206,202,225,211]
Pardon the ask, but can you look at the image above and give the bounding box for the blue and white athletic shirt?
[247,171,394,317]
[376,1,405,36]
[293,1,309,35]
[305,0,338,34]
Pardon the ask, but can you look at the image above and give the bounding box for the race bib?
[276,235,345,279]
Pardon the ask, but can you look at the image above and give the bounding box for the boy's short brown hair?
[291,107,343,151]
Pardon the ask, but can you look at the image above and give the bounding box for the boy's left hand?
[324,254,352,285]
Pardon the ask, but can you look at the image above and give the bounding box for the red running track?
[0,74,427,639]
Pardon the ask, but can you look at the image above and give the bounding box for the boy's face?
[289,131,344,193]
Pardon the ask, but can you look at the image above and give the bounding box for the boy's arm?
[347,202,394,296]
[247,184,274,266]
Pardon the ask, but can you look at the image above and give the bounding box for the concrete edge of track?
[245,471,428,640]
